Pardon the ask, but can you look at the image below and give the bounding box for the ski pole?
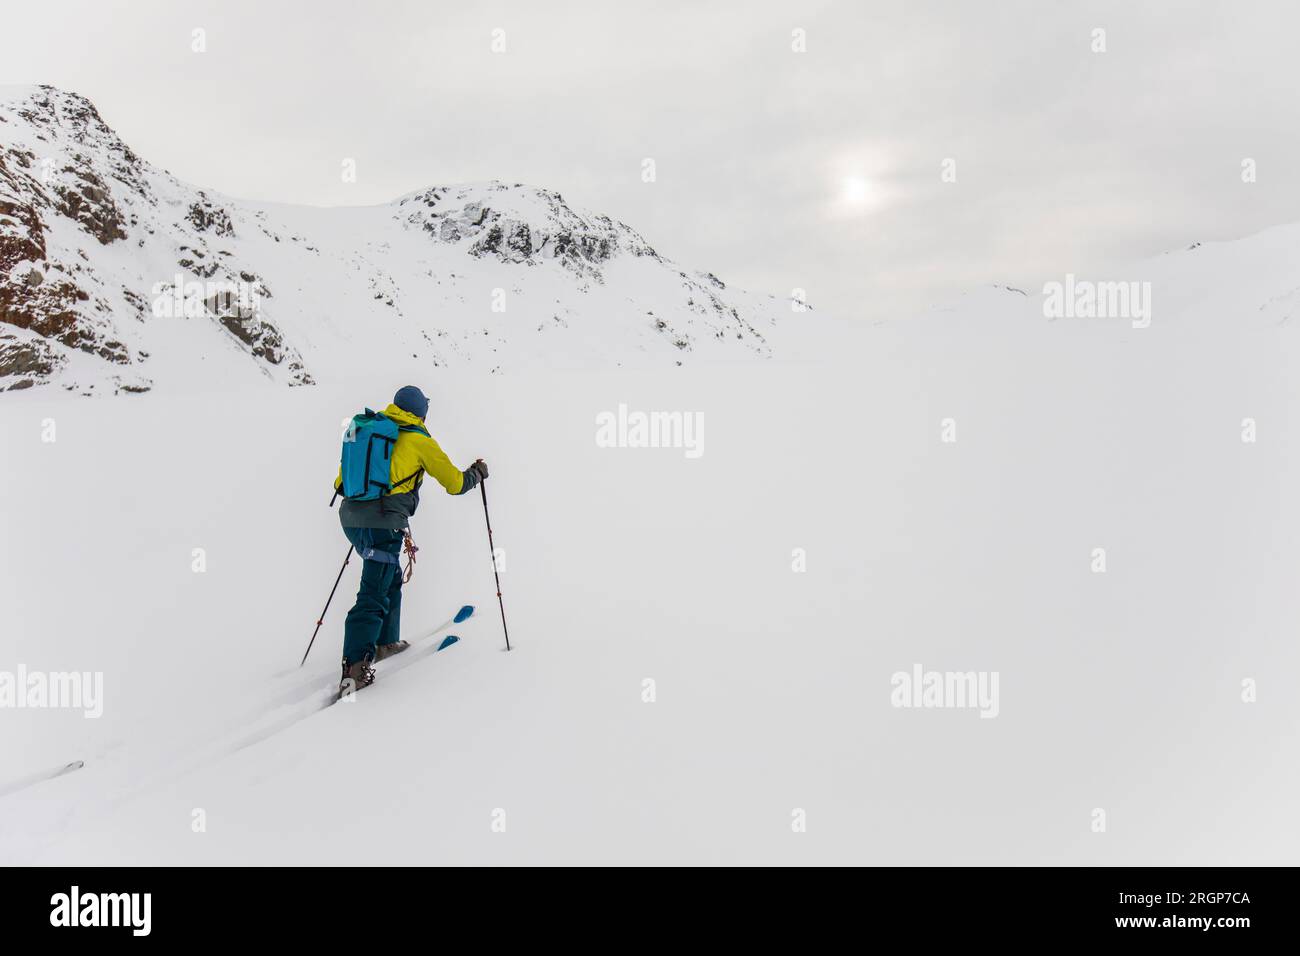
[301,544,353,666]
[478,464,511,651]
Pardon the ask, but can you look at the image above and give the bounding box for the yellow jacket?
[335,404,471,529]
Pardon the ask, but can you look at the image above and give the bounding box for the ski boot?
[338,658,376,700]
[373,640,410,662]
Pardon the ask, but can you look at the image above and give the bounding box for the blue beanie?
[393,385,429,420]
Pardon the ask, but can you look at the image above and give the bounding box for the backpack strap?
[390,469,423,493]
[388,422,429,493]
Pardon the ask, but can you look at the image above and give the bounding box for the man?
[333,385,487,693]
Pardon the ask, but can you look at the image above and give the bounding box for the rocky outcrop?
[400,183,660,280]
[0,85,309,391]
[0,331,64,390]
[54,164,128,244]
[187,196,234,237]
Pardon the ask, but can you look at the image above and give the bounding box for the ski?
[336,604,474,701]
[265,603,474,710]
[398,603,473,654]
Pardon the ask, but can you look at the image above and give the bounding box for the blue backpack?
[338,409,425,502]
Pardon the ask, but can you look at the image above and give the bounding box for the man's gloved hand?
[469,459,489,482]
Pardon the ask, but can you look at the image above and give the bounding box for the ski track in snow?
[0,609,474,812]
[0,760,84,798]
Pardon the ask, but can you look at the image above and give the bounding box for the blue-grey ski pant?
[341,526,405,664]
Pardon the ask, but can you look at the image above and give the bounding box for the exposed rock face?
[0,331,64,390]
[400,183,659,280]
[0,85,309,392]
[0,151,125,364]
[54,164,128,244]
[187,197,234,237]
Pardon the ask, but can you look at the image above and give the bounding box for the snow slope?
[4,82,1300,865]
[0,85,822,395]
[909,220,1300,337]
[2,296,1298,863]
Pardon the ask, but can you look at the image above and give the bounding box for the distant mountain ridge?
[0,85,810,394]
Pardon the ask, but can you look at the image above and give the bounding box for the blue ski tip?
[437,635,460,651]
[453,605,474,623]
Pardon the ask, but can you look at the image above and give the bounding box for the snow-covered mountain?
[0,85,810,394]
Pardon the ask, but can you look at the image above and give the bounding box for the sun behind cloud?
[842,176,873,205]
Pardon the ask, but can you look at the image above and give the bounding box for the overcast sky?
[4,0,1299,321]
